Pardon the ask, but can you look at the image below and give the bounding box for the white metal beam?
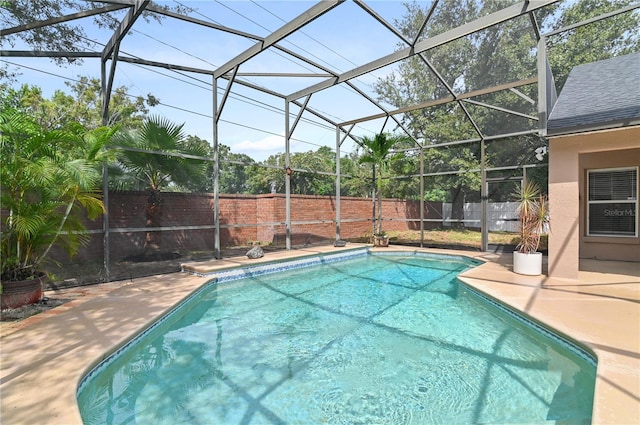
[288,0,557,101]
[338,77,537,126]
[217,66,239,122]
[213,1,343,79]
[290,95,312,136]
[0,4,127,36]
[1,50,101,58]
[102,0,150,61]
[462,99,538,121]
[543,3,640,37]
[412,0,439,46]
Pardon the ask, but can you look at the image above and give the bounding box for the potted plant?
[0,110,114,308]
[359,132,407,247]
[512,181,549,275]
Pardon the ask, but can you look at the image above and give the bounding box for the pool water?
[78,252,595,424]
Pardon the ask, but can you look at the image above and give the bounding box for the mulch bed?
[1,297,72,322]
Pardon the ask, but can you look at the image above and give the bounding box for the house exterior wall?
[579,148,640,261]
[549,126,640,280]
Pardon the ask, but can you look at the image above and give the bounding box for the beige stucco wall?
[548,126,640,280]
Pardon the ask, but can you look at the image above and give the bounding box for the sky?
[3,0,416,161]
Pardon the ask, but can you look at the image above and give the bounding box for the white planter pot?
[513,251,543,276]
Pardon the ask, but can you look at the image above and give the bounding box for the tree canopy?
[0,79,158,130]
[1,1,188,62]
[372,0,639,212]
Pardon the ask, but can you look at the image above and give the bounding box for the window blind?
[587,168,637,237]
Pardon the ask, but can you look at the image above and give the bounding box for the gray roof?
[547,52,640,135]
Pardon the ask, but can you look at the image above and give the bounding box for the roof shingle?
[547,52,640,135]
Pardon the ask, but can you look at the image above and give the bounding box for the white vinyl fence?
[443,202,520,232]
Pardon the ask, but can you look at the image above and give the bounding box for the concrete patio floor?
[1,245,638,424]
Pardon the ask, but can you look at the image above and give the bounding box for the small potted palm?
[512,181,549,275]
[1,110,114,308]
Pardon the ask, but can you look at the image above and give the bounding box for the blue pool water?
[78,251,595,424]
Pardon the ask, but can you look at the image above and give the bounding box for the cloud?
[232,133,286,159]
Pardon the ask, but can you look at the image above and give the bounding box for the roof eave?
[547,119,640,137]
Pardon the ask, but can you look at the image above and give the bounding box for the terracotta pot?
[1,273,45,309]
[373,235,389,247]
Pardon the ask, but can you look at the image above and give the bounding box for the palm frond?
[75,193,106,219]
[115,116,207,192]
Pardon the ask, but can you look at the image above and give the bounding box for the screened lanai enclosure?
[2,0,638,284]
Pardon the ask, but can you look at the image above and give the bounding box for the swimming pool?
[77,250,596,424]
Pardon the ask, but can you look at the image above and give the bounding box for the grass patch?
[385,229,547,250]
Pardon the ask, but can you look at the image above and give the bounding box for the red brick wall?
[65,191,442,261]
[256,194,280,242]
[219,194,259,246]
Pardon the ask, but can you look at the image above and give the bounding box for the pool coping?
[1,244,638,424]
[456,253,640,425]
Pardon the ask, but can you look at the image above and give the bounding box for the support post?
[101,0,149,121]
[537,36,547,135]
[285,101,292,250]
[103,44,119,116]
[481,139,488,252]
[335,125,341,242]
[420,146,425,248]
[537,36,557,136]
[212,77,221,258]
[100,60,110,282]
[371,164,376,238]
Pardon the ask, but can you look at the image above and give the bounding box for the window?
[587,167,638,237]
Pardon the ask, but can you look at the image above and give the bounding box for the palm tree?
[513,180,549,254]
[116,116,209,255]
[358,132,409,237]
[38,123,119,265]
[1,109,113,285]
